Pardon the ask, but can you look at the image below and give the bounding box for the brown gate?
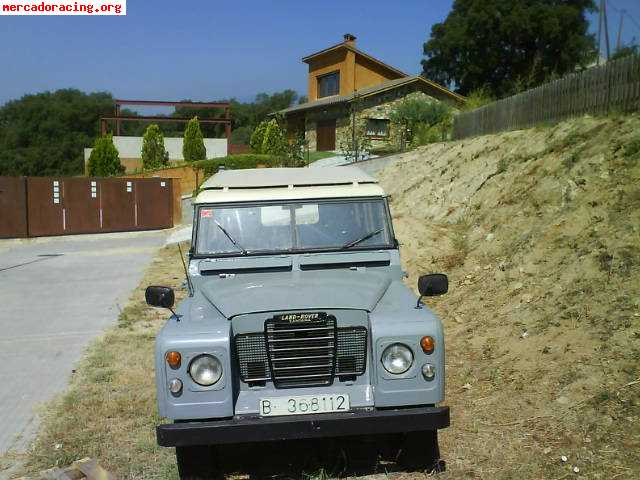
[316,119,336,151]
[64,178,101,234]
[2,176,177,238]
[135,178,173,230]
[100,178,136,232]
[0,176,28,238]
[27,177,65,236]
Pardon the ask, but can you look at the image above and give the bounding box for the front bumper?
[157,405,450,447]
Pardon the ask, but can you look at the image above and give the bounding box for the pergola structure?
[100,99,233,149]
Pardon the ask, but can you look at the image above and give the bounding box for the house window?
[318,72,340,98]
[366,118,390,138]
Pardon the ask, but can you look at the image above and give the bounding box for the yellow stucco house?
[280,34,465,152]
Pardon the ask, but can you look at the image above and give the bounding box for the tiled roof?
[302,43,407,78]
[279,76,465,115]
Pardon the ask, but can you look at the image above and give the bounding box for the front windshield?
[195,199,393,256]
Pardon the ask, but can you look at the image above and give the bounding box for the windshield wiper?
[341,228,384,250]
[214,220,248,255]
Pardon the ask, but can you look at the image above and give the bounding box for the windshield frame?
[191,196,397,259]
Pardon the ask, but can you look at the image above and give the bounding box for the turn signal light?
[166,351,181,369]
[420,336,435,354]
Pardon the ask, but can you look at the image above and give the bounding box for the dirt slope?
[377,115,640,479]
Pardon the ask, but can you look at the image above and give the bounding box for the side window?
[366,119,390,138]
[318,72,340,98]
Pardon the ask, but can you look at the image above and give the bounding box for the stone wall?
[303,88,448,153]
[304,104,347,151]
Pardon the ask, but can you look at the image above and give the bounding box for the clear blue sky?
[1,0,639,107]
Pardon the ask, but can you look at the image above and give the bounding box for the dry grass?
[379,114,640,479]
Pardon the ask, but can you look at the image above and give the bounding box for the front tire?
[397,430,445,473]
[176,446,221,480]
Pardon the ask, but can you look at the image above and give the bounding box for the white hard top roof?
[194,166,386,204]
[201,166,377,189]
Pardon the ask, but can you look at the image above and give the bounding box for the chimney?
[343,33,356,47]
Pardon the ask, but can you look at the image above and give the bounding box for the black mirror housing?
[418,274,448,297]
[145,286,175,309]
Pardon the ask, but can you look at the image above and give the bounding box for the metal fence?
[453,54,640,139]
[0,177,29,238]
[0,176,179,238]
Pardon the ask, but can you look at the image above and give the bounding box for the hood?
[199,269,391,318]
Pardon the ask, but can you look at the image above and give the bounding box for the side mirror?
[145,286,175,309]
[418,274,448,296]
[417,274,448,308]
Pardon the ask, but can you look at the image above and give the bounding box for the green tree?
[610,45,639,61]
[183,117,206,162]
[261,119,288,156]
[337,96,373,162]
[284,132,308,167]
[231,125,253,145]
[141,124,167,170]
[87,134,124,176]
[338,119,372,163]
[250,120,269,153]
[421,0,597,98]
[0,89,114,176]
[231,90,298,129]
[230,90,299,144]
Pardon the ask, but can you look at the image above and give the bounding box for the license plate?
[259,394,350,417]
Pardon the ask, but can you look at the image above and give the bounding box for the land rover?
[146,167,449,478]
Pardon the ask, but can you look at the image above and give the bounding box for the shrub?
[368,145,402,156]
[183,117,206,162]
[463,87,495,111]
[250,121,269,153]
[141,124,168,170]
[390,98,451,131]
[261,119,288,156]
[624,137,640,158]
[87,134,124,176]
[412,124,445,147]
[389,98,452,146]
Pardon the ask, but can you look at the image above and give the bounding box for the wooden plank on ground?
[14,459,114,480]
[73,458,114,480]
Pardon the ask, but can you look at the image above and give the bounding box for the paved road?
[0,231,166,454]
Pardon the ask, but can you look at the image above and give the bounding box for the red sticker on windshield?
[200,209,213,218]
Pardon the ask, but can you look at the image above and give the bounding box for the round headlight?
[381,343,414,374]
[189,354,222,386]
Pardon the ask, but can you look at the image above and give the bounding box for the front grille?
[266,313,337,388]
[336,327,367,375]
[235,333,269,381]
[234,313,368,388]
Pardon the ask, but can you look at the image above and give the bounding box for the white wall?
[84,136,227,164]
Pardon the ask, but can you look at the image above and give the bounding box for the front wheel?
[176,445,221,480]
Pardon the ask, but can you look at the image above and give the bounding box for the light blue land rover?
[146,167,449,478]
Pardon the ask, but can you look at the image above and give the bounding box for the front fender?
[155,293,234,420]
[369,281,445,407]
